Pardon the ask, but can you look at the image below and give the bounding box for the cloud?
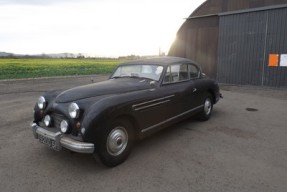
[0,0,205,56]
[0,0,98,6]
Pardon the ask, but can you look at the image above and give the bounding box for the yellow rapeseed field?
[0,58,124,80]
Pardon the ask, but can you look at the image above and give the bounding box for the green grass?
[0,58,125,80]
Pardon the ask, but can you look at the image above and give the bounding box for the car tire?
[95,119,134,167]
[197,94,213,121]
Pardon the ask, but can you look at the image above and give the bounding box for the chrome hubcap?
[107,127,128,156]
[204,98,212,115]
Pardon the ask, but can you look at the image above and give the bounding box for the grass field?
[0,58,125,80]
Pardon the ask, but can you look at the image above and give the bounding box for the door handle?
[193,88,197,93]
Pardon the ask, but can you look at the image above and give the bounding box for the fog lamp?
[81,127,86,135]
[43,115,51,127]
[60,120,69,133]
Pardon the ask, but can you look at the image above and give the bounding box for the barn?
[169,0,287,87]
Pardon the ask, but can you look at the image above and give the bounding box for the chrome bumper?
[31,123,94,154]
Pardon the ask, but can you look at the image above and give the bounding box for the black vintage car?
[31,57,222,167]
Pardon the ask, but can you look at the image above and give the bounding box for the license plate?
[38,134,60,151]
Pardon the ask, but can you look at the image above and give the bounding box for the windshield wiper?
[112,74,140,79]
[111,76,120,79]
[112,75,155,81]
[111,75,130,79]
[138,76,155,81]
[126,75,155,81]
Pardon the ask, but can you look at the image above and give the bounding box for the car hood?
[55,78,152,103]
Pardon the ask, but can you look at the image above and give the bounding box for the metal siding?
[172,16,219,79]
[185,27,218,79]
[218,11,267,85]
[190,0,287,17]
[227,1,249,11]
[169,0,287,87]
[264,8,287,87]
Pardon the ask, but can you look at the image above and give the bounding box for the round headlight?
[81,127,86,135]
[37,96,46,109]
[60,120,69,133]
[44,115,51,127]
[68,103,80,119]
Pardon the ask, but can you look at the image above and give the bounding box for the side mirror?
[201,73,207,78]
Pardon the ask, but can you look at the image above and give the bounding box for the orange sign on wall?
[268,54,279,67]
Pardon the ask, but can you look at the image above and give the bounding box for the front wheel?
[95,119,134,167]
[197,94,213,121]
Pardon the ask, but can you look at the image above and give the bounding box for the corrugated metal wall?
[217,7,287,87]
[264,8,287,86]
[185,16,219,79]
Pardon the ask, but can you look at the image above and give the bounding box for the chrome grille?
[51,113,65,129]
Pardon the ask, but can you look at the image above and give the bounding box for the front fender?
[81,90,149,143]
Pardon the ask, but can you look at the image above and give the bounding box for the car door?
[133,64,192,132]
[155,63,197,118]
[188,63,205,108]
[134,63,199,133]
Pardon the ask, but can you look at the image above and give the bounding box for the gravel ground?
[0,76,286,192]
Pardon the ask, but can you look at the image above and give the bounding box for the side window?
[189,64,200,79]
[163,64,189,83]
[179,64,189,81]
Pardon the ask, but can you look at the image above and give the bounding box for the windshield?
[111,64,164,81]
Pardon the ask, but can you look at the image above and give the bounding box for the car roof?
[119,56,197,66]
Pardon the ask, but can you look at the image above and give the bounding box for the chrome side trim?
[134,100,171,111]
[141,105,204,133]
[31,123,94,154]
[133,95,175,111]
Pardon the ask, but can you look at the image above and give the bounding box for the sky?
[0,0,205,57]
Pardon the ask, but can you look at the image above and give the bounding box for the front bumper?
[31,123,94,154]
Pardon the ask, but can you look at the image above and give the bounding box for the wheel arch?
[207,89,216,104]
[111,114,141,141]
